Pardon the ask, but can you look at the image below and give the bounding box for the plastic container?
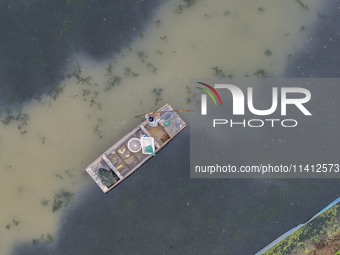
[141,137,155,155]
[127,138,141,153]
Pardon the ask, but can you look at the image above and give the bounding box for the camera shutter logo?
[196,82,223,115]
[197,83,311,116]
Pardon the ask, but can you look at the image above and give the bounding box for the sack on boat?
[145,145,156,157]
[164,120,171,127]
[98,168,119,187]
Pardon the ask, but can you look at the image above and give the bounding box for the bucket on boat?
[128,138,141,153]
[141,137,155,155]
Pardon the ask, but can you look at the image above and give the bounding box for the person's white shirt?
[145,113,160,127]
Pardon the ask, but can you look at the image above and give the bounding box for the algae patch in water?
[253,68,268,78]
[265,49,273,56]
[5,219,20,230]
[52,188,74,213]
[40,233,54,244]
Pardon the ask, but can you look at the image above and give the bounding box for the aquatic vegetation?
[97,103,102,110]
[140,33,144,39]
[82,89,100,108]
[228,73,233,79]
[155,50,163,55]
[93,124,103,139]
[83,89,91,97]
[65,63,90,84]
[32,239,38,244]
[52,188,74,212]
[175,5,185,14]
[147,62,158,73]
[245,72,249,77]
[253,68,267,78]
[34,93,43,103]
[224,10,231,16]
[184,0,197,7]
[37,134,46,144]
[58,14,73,37]
[15,106,22,118]
[265,49,272,56]
[284,33,290,37]
[105,75,122,91]
[155,98,163,105]
[73,44,80,53]
[175,0,197,14]
[300,25,308,31]
[65,170,74,178]
[318,13,329,20]
[13,219,20,226]
[76,76,91,85]
[287,54,292,60]
[6,107,13,117]
[258,7,265,12]
[155,19,161,28]
[6,219,20,229]
[152,88,163,96]
[67,62,82,80]
[137,51,148,62]
[89,100,102,110]
[55,174,63,179]
[211,66,225,77]
[1,114,15,126]
[6,95,17,106]
[41,199,49,206]
[40,233,54,244]
[16,108,29,131]
[152,88,163,105]
[141,8,150,19]
[0,105,28,129]
[186,86,192,103]
[46,84,65,100]
[106,63,112,76]
[295,0,308,9]
[125,67,131,75]
[15,108,26,123]
[159,35,167,41]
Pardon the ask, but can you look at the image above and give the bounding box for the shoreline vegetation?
[263,204,340,255]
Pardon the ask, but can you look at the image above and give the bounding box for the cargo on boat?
[85,103,186,193]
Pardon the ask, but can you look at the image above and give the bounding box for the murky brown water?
[0,0,324,254]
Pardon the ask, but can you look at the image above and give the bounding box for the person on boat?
[145,112,160,127]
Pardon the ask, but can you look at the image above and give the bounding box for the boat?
[85,103,187,193]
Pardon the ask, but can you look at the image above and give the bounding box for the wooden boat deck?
[85,103,186,193]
